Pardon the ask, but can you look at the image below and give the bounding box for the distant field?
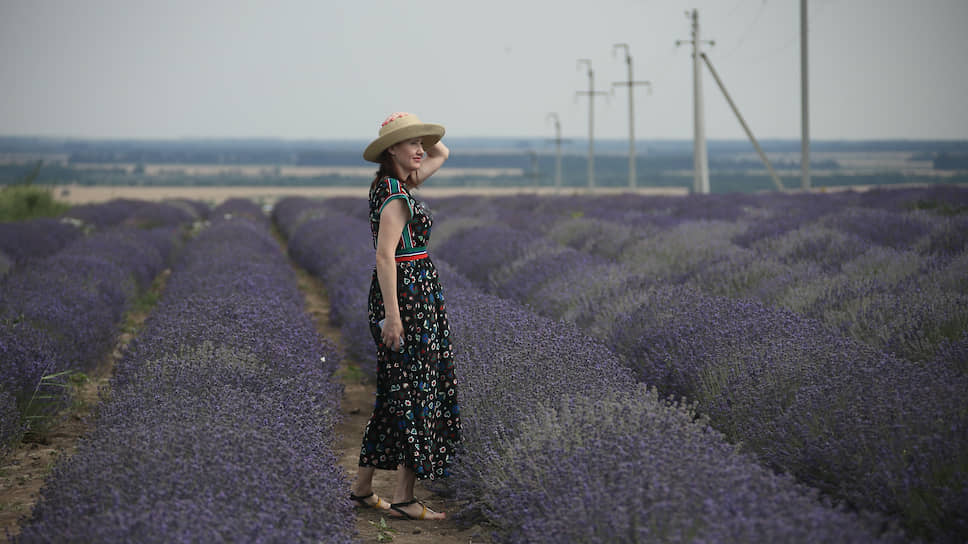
[51,184,691,205]
[68,162,524,179]
[51,181,968,206]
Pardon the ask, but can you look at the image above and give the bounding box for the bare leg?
[392,465,415,504]
[353,466,376,496]
[391,465,445,520]
[351,466,388,509]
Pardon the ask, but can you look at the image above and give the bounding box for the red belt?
[395,251,428,262]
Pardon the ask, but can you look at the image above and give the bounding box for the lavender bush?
[271,196,327,238]
[428,186,968,540]
[273,196,897,543]
[0,226,176,436]
[0,389,20,457]
[0,217,82,267]
[212,197,268,225]
[122,200,197,229]
[606,284,967,537]
[163,198,212,221]
[16,215,353,543]
[475,388,897,543]
[433,188,968,364]
[275,199,375,372]
[820,207,935,250]
[61,198,144,227]
[64,199,198,229]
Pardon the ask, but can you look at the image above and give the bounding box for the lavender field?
[277,184,967,542]
[2,185,966,542]
[3,198,354,542]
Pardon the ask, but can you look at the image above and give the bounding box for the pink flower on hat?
[381,112,411,127]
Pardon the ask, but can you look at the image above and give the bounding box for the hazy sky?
[2,0,966,142]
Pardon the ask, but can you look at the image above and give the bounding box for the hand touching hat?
[363,112,445,163]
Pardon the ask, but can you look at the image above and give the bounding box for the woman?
[349,112,461,521]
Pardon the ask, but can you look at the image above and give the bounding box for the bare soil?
[0,368,110,543]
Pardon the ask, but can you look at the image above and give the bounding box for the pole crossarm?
[612,81,652,89]
[700,53,785,191]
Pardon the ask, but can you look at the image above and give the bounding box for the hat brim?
[363,123,445,163]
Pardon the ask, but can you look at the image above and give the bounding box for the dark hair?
[370,150,396,190]
[370,148,420,190]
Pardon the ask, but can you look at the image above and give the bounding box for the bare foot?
[350,491,390,510]
[389,498,445,520]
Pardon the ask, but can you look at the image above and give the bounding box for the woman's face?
[388,138,424,176]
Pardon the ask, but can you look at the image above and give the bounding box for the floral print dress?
[359,176,461,480]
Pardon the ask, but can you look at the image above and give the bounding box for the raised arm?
[412,140,449,185]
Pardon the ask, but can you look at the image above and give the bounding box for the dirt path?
[293,266,489,544]
[0,269,170,543]
[0,369,111,543]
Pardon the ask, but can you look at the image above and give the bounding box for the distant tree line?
[934,153,968,170]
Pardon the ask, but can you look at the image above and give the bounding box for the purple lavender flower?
[0,217,82,266]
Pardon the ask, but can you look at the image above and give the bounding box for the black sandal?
[389,498,443,520]
[349,491,389,510]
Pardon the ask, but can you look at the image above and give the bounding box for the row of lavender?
[273,196,902,543]
[413,186,968,541]
[0,198,210,278]
[16,200,354,542]
[273,197,377,375]
[0,199,200,457]
[431,186,968,364]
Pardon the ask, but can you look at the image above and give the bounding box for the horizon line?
[3,134,968,144]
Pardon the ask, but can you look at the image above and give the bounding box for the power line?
[743,0,836,65]
[726,0,754,17]
[719,0,771,60]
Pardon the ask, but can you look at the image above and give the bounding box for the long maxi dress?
[359,176,461,480]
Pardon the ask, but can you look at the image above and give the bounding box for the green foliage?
[0,184,70,222]
[907,198,968,216]
[368,517,397,541]
[20,369,89,442]
[0,160,70,221]
[335,363,368,384]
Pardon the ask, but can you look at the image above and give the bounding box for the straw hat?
[363,112,445,163]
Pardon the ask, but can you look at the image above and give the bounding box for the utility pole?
[701,53,785,190]
[800,0,811,189]
[576,59,608,189]
[546,112,565,190]
[612,43,652,189]
[676,9,714,194]
[526,150,540,187]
